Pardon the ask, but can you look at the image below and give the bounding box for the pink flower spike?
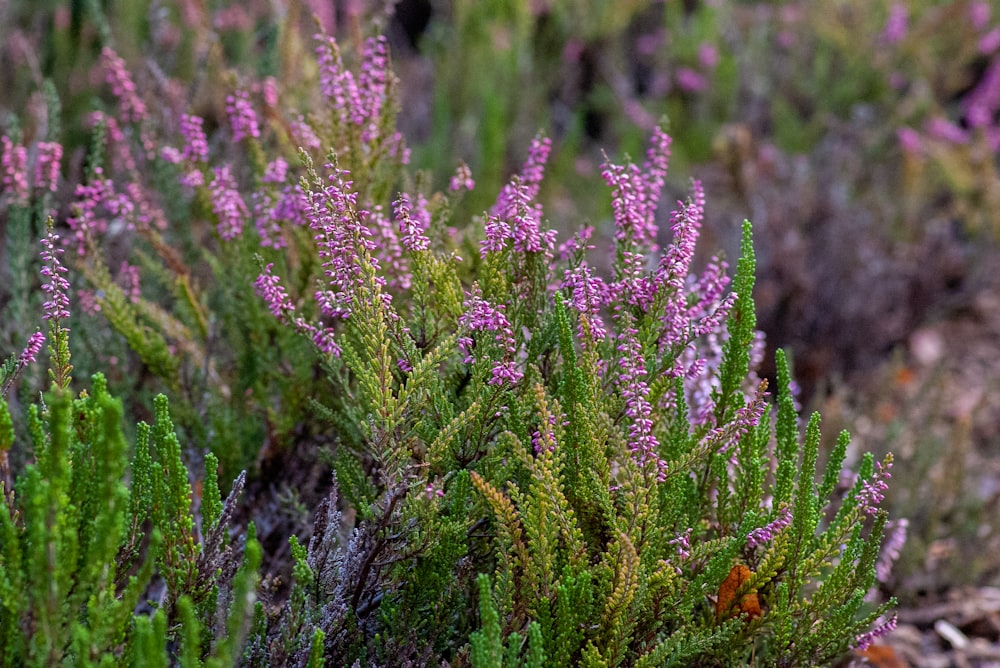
[34,142,63,192]
[100,47,147,123]
[225,90,261,143]
[209,165,248,240]
[40,227,71,324]
[449,162,475,192]
[19,331,46,366]
[1,136,29,205]
[255,263,296,320]
[180,114,209,163]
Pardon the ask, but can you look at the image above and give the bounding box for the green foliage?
[0,376,258,666]
[0,5,905,665]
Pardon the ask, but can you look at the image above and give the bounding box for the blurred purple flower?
[698,42,720,70]
[100,47,147,123]
[896,126,923,154]
[981,26,1000,54]
[675,67,708,92]
[226,90,261,143]
[34,142,62,192]
[925,117,969,144]
[881,3,908,44]
[1,136,28,205]
[449,162,475,192]
[970,1,991,30]
[965,60,1000,127]
[876,518,908,583]
[180,114,209,162]
[209,165,248,240]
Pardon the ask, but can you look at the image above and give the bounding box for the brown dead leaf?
[715,563,762,621]
[855,643,908,668]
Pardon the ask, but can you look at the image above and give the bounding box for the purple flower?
[675,67,708,92]
[854,614,898,651]
[970,1,991,29]
[291,116,322,151]
[746,506,793,549]
[19,331,46,366]
[34,142,62,193]
[180,114,209,162]
[357,36,390,143]
[100,47,147,123]
[858,457,892,516]
[209,165,248,240]
[698,42,720,69]
[881,3,908,44]
[458,289,522,386]
[1,136,28,205]
[964,59,1000,128]
[896,127,923,154]
[483,135,556,258]
[118,262,141,303]
[40,227,71,324]
[449,162,475,192]
[226,90,261,143]
[925,117,969,144]
[979,26,1000,55]
[561,264,609,341]
[602,126,671,253]
[699,383,768,456]
[394,192,430,252]
[255,263,296,320]
[67,169,118,255]
[617,323,666,480]
[876,518,908,583]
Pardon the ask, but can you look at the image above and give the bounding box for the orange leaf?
[856,644,907,668]
[715,564,762,621]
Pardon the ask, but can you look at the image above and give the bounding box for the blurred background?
[3,1,1000,664]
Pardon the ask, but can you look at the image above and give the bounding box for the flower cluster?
[616,323,667,480]
[746,505,793,549]
[40,227,71,324]
[34,142,62,193]
[1,135,28,205]
[458,289,521,386]
[854,614,898,652]
[858,456,893,516]
[209,165,248,241]
[482,136,556,258]
[226,90,261,143]
[601,126,671,252]
[100,47,147,123]
[18,331,46,366]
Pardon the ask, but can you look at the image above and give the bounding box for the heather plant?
[0,227,260,666]
[0,11,903,667]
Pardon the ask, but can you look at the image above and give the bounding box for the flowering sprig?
[209,165,248,241]
[616,320,666,480]
[1,135,28,206]
[39,220,73,389]
[746,505,793,549]
[100,46,147,124]
[226,90,261,143]
[858,455,893,516]
[458,288,522,386]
